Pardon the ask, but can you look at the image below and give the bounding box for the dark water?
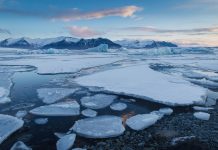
[0,71,166,150]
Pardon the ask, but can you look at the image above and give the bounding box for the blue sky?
[0,0,218,46]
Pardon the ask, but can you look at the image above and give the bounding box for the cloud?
[67,26,104,38]
[121,26,218,35]
[53,5,143,21]
[0,28,11,34]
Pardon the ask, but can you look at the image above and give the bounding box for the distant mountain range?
[0,37,178,50]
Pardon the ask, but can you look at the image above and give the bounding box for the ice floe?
[10,141,32,150]
[34,118,48,125]
[110,102,127,111]
[72,115,125,138]
[193,106,214,111]
[76,65,206,106]
[126,114,159,131]
[81,109,97,117]
[158,108,173,115]
[37,88,78,104]
[80,94,116,109]
[193,112,210,120]
[0,73,12,104]
[56,133,76,150]
[30,101,80,116]
[0,114,24,144]
[15,110,27,119]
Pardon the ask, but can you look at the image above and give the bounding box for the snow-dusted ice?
[80,94,116,109]
[30,101,80,116]
[193,106,214,111]
[193,112,210,120]
[0,114,24,144]
[158,108,173,115]
[56,134,76,150]
[72,115,125,138]
[110,102,127,111]
[10,141,32,150]
[15,110,27,119]
[76,65,206,106]
[81,109,97,117]
[37,88,78,104]
[126,114,159,131]
[34,118,48,125]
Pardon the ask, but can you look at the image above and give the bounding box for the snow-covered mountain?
[0,37,121,50]
[115,40,177,49]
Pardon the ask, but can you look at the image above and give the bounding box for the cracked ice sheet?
[0,54,124,74]
[76,64,206,106]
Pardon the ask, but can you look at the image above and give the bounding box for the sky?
[0,0,218,46]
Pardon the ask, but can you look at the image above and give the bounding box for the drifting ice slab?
[193,112,210,120]
[72,115,125,138]
[76,65,206,106]
[126,114,159,131]
[80,94,116,109]
[56,133,76,150]
[81,109,97,117]
[110,102,127,111]
[0,114,24,144]
[30,101,80,116]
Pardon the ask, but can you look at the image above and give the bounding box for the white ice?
[0,114,24,144]
[72,115,125,138]
[76,65,206,106]
[10,141,32,150]
[56,133,76,150]
[37,88,78,104]
[193,106,214,111]
[193,112,210,120]
[110,102,127,111]
[30,101,80,116]
[126,114,159,131]
[80,94,116,109]
[81,109,97,117]
[34,118,48,125]
[15,110,27,119]
[158,108,173,115]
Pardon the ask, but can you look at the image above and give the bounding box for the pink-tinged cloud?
[67,26,104,38]
[55,5,142,21]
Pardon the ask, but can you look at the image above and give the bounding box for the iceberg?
[126,114,159,131]
[30,101,80,116]
[0,114,24,144]
[110,102,127,111]
[76,65,206,106]
[81,109,97,117]
[193,112,210,120]
[80,94,116,109]
[56,134,76,150]
[72,115,125,138]
[10,141,32,150]
[34,118,48,125]
[37,88,78,104]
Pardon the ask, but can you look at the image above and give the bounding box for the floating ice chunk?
[205,90,218,106]
[193,106,214,111]
[10,141,32,150]
[126,114,159,131]
[76,65,206,106]
[54,132,67,139]
[0,114,24,144]
[56,134,76,150]
[15,110,27,119]
[34,118,48,125]
[150,111,164,120]
[81,109,97,117]
[158,108,173,115]
[37,88,78,104]
[30,101,80,116]
[80,94,116,109]
[0,87,11,104]
[72,115,125,138]
[171,136,195,145]
[110,102,127,111]
[193,112,210,120]
[0,73,13,104]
